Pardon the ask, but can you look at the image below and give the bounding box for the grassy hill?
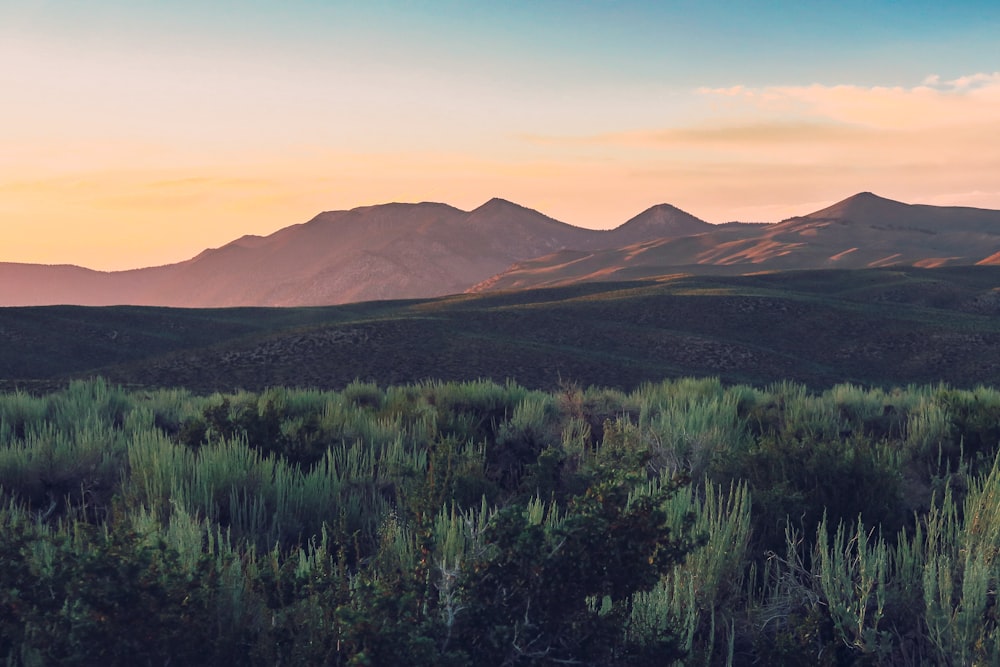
[2,265,1000,393]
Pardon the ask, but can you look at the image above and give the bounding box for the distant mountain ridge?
[0,198,711,307]
[802,192,1000,233]
[470,193,1000,292]
[2,193,999,307]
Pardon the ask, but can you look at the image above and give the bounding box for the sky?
[2,0,999,271]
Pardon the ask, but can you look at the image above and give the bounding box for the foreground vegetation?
[2,377,1000,664]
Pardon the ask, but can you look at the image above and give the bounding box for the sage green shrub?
[629,480,751,664]
[6,377,1000,665]
[451,475,695,666]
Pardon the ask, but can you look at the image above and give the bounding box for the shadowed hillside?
[3,266,1000,394]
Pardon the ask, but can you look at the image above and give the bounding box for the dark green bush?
[6,378,1000,665]
[714,431,903,559]
[0,520,217,666]
[452,475,695,665]
[937,388,1000,468]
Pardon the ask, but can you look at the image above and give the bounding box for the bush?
[452,474,696,665]
[0,517,217,666]
[716,430,903,558]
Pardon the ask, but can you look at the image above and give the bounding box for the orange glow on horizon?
[3,74,1000,271]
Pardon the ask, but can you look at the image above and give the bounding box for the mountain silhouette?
[609,203,714,244]
[3,194,999,306]
[469,193,1000,291]
[0,199,711,307]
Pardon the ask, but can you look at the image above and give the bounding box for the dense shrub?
[452,476,694,665]
[0,516,217,666]
[714,431,903,557]
[3,378,1000,665]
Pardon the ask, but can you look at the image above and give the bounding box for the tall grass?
[4,377,1000,664]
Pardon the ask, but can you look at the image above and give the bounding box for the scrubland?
[3,377,1000,665]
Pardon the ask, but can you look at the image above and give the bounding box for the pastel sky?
[3,1,999,270]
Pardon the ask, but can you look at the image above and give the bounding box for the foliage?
[2,377,1000,664]
[0,509,217,666]
[453,474,695,665]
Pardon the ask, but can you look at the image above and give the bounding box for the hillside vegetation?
[3,377,1000,665]
[3,266,1000,393]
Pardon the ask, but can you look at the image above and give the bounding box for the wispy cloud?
[5,66,1000,265]
[696,72,1000,130]
[928,72,1000,91]
[516,73,1000,221]
[569,122,875,149]
[523,73,999,168]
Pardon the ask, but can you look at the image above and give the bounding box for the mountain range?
[3,192,1000,307]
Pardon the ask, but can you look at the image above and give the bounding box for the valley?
[3,265,1000,394]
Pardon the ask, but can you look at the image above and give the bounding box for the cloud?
[695,85,749,97]
[940,72,1000,90]
[590,121,876,149]
[528,73,1000,156]
[5,70,1000,265]
[146,177,272,190]
[534,73,1000,166]
[513,73,1000,222]
[696,72,1000,130]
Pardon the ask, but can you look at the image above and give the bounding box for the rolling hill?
[3,266,1000,394]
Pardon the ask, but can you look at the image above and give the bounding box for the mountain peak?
[471,197,532,214]
[803,192,908,221]
[846,191,883,202]
[636,202,686,215]
[839,191,906,208]
[614,203,711,236]
[466,198,572,231]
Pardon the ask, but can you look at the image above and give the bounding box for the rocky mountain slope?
[470,193,1000,292]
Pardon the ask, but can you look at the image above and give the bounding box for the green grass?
[4,376,1000,664]
[2,266,1000,394]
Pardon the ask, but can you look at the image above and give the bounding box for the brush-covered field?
[3,266,1000,394]
[3,377,1000,665]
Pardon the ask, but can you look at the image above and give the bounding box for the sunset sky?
[3,0,999,270]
